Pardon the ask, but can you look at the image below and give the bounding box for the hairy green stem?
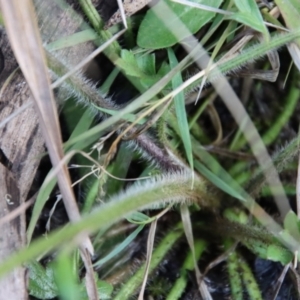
[0,172,217,278]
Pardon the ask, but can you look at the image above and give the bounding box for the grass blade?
[167,48,194,173]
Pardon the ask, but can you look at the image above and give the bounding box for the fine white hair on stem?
[106,171,220,211]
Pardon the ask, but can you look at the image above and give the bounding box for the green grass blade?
[167,48,194,172]
[46,29,99,51]
[93,225,144,268]
[26,173,57,243]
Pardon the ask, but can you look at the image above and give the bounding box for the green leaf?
[28,261,58,299]
[136,53,156,75]
[46,29,99,51]
[275,0,300,47]
[194,160,246,201]
[223,208,248,224]
[93,280,113,300]
[116,51,160,88]
[27,106,95,243]
[137,0,223,49]
[53,252,81,300]
[244,238,293,264]
[117,50,144,77]
[127,212,152,224]
[93,105,146,124]
[93,225,144,268]
[226,0,268,38]
[266,244,293,264]
[26,174,57,243]
[229,0,267,36]
[80,277,113,300]
[283,210,300,240]
[168,48,193,171]
[228,12,265,34]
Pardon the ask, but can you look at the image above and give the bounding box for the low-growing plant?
[1,0,300,299]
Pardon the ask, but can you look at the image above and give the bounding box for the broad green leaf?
[233,0,252,12]
[168,48,193,171]
[116,50,161,88]
[228,0,267,36]
[53,252,81,300]
[137,0,223,49]
[136,53,156,75]
[283,210,300,240]
[28,261,58,299]
[117,50,144,77]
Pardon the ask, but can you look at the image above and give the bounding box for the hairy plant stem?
[245,134,300,198]
[47,50,184,172]
[0,172,219,277]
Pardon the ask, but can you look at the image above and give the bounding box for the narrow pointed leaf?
[137,0,222,49]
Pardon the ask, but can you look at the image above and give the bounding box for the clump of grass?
[1,0,300,299]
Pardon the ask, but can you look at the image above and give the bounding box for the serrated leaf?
[28,261,58,299]
[137,0,223,49]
